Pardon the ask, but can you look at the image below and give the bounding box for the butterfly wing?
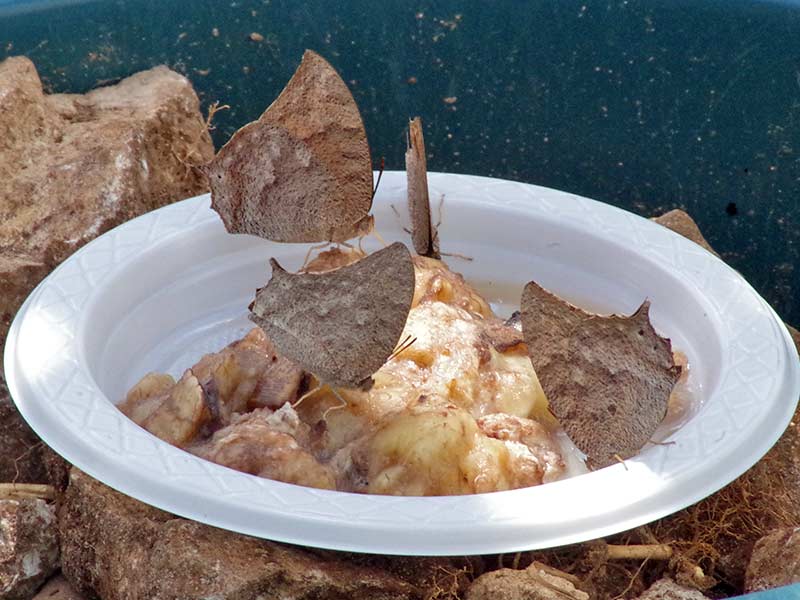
[207,50,373,243]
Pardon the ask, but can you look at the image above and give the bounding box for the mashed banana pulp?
[119,250,574,495]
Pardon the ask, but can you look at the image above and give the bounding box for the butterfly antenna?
[388,335,417,362]
[390,336,404,358]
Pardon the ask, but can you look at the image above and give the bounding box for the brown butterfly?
[520,281,681,469]
[204,50,374,243]
[405,117,440,259]
[249,242,415,390]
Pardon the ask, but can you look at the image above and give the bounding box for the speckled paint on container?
[0,0,797,326]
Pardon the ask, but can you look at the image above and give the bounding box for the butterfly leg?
[322,387,349,421]
[301,242,333,271]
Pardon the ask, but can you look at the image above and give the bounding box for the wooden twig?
[0,483,56,501]
[205,101,230,132]
[606,544,673,561]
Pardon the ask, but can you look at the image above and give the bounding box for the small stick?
[0,483,56,501]
[606,544,673,561]
[613,454,629,471]
[205,101,230,132]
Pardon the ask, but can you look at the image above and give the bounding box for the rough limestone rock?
[466,562,588,600]
[0,55,213,347]
[0,56,212,490]
[33,575,87,600]
[0,498,59,600]
[635,578,709,600]
[58,469,426,600]
[745,527,800,592]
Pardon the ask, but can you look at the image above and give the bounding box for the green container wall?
[2,0,798,325]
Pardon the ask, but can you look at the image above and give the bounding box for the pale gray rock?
[0,498,59,600]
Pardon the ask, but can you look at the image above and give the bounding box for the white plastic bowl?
[5,172,799,555]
